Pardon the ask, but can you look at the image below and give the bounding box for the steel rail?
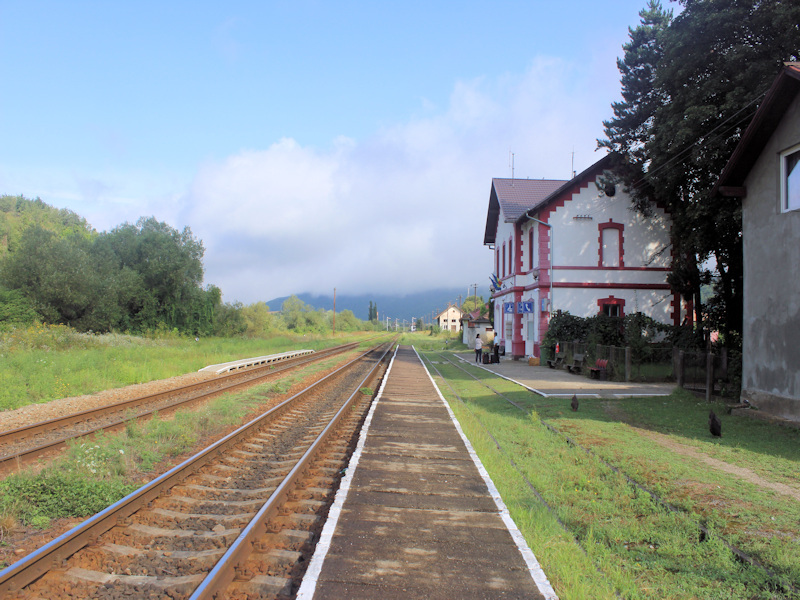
[189,342,393,599]
[0,341,363,446]
[0,340,375,474]
[0,341,391,597]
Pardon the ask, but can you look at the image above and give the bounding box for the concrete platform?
[297,346,557,600]
[454,353,675,398]
[198,350,314,374]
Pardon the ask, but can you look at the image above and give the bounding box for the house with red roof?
[715,63,800,421]
[484,154,683,359]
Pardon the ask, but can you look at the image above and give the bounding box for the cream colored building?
[436,305,463,332]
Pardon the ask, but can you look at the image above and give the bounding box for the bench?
[546,351,565,369]
[589,358,609,380]
[566,353,585,374]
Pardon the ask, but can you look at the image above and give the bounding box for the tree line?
[600,0,800,349]
[0,195,379,336]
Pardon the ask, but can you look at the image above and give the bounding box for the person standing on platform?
[475,334,483,363]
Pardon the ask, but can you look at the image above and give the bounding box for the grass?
[0,324,375,411]
[0,351,350,568]
[420,350,800,600]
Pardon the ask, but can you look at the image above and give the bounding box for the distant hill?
[264,288,487,323]
[0,195,95,259]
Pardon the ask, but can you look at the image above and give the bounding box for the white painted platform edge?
[416,346,560,600]
[295,345,399,600]
[198,349,314,374]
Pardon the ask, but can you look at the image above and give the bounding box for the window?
[598,295,625,318]
[781,144,800,212]
[502,243,506,277]
[598,221,624,267]
[529,228,534,270]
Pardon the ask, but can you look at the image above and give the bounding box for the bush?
[0,470,137,525]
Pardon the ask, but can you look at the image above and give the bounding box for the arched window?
[529,228,534,270]
[598,221,624,267]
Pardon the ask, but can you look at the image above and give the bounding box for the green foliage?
[367,300,378,322]
[460,294,486,315]
[601,0,800,347]
[0,287,38,325]
[0,195,95,261]
[0,470,137,525]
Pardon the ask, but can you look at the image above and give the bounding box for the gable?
[483,178,566,245]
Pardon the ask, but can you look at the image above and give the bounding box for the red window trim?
[598,220,624,267]
[597,295,626,317]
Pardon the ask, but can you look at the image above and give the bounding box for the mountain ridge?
[264,288,487,323]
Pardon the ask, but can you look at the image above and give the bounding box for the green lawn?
[420,349,800,600]
[0,324,375,411]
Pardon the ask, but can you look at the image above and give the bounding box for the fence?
[543,341,739,398]
[548,341,674,382]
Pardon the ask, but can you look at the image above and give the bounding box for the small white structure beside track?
[198,350,315,374]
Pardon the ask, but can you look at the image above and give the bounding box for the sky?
[0,0,663,304]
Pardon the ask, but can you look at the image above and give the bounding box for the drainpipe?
[524,213,554,316]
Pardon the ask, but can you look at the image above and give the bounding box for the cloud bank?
[182,56,619,303]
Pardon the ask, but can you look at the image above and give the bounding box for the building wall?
[437,306,463,332]
[490,172,678,359]
[740,93,800,419]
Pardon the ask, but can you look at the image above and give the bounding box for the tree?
[460,295,486,315]
[0,226,108,330]
[97,217,207,331]
[649,0,800,346]
[601,0,800,347]
[599,0,672,214]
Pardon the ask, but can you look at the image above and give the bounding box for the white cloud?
[185,55,618,303]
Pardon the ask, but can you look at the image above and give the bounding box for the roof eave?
[714,63,800,196]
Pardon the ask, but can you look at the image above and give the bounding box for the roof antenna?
[509,151,515,180]
[571,148,576,178]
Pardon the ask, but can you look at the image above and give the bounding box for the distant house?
[715,63,800,421]
[436,305,463,332]
[484,154,684,359]
[461,309,493,348]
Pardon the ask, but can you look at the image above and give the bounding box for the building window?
[597,295,625,318]
[529,228,534,270]
[509,236,514,274]
[598,221,624,267]
[502,243,506,277]
[781,143,800,212]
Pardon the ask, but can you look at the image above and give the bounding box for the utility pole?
[332,287,336,336]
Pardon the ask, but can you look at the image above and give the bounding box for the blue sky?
[1,0,664,304]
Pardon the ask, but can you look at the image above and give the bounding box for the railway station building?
[483,153,685,359]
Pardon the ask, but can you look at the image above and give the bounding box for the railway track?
[0,341,394,599]
[0,339,382,475]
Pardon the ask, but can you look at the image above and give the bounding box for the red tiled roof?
[484,178,566,244]
[493,178,567,221]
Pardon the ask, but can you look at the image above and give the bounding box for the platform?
[455,353,675,398]
[298,346,557,599]
[197,349,314,374]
